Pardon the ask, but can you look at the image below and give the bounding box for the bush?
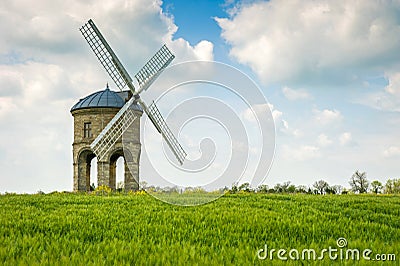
[94,185,112,195]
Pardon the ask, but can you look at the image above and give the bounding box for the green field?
[1,193,399,265]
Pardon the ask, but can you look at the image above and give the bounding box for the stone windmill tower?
[70,85,142,191]
[71,19,187,192]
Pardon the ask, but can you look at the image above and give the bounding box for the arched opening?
[109,150,125,191]
[77,150,96,192]
[89,157,98,191]
[116,157,125,191]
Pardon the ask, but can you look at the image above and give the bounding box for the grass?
[0,193,399,265]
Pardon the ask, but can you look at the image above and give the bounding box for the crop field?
[1,193,399,265]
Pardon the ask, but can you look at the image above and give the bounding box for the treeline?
[107,170,400,195]
[228,171,400,195]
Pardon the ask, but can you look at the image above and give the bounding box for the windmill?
[79,19,187,166]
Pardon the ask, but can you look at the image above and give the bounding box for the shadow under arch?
[108,147,138,191]
[77,149,96,191]
[109,148,124,190]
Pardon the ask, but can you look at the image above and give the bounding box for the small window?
[84,122,92,138]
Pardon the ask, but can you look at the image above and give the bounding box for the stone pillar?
[109,161,116,190]
[97,161,110,187]
[124,143,141,191]
[77,159,89,191]
[73,162,79,191]
[124,161,138,191]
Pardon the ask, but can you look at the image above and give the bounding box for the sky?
[0,0,399,193]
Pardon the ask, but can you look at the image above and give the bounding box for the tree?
[239,182,251,192]
[274,183,283,193]
[139,181,148,190]
[257,184,269,193]
[349,171,369,193]
[193,186,206,193]
[370,180,383,194]
[313,180,329,195]
[296,185,308,194]
[324,185,343,195]
[324,186,335,194]
[331,185,344,195]
[274,181,291,193]
[287,184,296,193]
[230,183,239,194]
[163,186,179,193]
[393,179,400,193]
[282,181,291,192]
[219,186,230,193]
[385,178,400,194]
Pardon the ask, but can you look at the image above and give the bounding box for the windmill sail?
[80,19,187,165]
[80,19,135,93]
[143,100,187,165]
[134,45,175,92]
[90,98,138,160]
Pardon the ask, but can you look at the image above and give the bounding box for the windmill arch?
[76,148,96,191]
[108,148,125,191]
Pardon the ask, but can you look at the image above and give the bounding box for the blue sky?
[161,0,233,62]
[0,0,399,193]
[162,0,226,44]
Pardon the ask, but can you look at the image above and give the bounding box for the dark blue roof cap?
[71,86,142,112]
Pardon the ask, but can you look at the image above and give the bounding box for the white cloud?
[291,129,303,138]
[282,86,312,101]
[0,97,19,119]
[214,0,400,188]
[268,103,282,122]
[193,41,214,61]
[166,38,214,62]
[339,132,352,146]
[0,0,214,193]
[242,103,302,138]
[385,72,400,96]
[0,1,213,65]
[359,72,400,112]
[383,146,400,158]
[280,119,302,137]
[242,103,275,123]
[313,108,342,125]
[216,0,400,85]
[282,144,320,161]
[317,134,332,147]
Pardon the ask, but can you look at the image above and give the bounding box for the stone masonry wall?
[71,107,141,191]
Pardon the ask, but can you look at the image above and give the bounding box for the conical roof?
[71,85,142,112]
